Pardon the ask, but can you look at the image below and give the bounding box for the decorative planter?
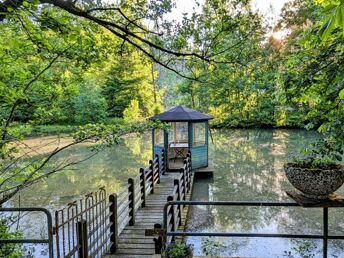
[284,163,344,199]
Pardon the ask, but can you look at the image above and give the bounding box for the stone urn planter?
[284,163,344,199]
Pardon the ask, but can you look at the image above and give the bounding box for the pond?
[187,129,344,258]
[8,129,344,257]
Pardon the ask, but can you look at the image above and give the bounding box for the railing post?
[140,168,146,207]
[187,153,192,192]
[167,195,175,242]
[181,167,187,201]
[149,160,154,194]
[161,149,166,175]
[184,160,189,192]
[109,194,118,253]
[323,208,328,258]
[153,223,163,254]
[174,179,182,226]
[155,154,161,184]
[76,219,88,258]
[128,178,135,226]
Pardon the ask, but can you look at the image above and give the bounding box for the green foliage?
[201,237,226,256]
[284,239,316,258]
[72,84,108,125]
[279,0,344,167]
[0,219,22,258]
[9,124,77,137]
[162,242,192,258]
[123,99,142,123]
[317,0,344,39]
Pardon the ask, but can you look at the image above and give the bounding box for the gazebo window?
[193,122,206,147]
[169,122,188,143]
[154,129,164,147]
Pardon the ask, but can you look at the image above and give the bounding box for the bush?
[0,219,22,258]
[162,242,192,258]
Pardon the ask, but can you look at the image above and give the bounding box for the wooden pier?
[104,151,194,258]
[52,149,194,258]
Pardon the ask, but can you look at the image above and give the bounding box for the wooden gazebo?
[149,106,212,171]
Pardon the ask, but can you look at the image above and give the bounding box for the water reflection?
[188,129,344,257]
[8,134,152,241]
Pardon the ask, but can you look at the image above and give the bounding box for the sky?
[166,0,291,25]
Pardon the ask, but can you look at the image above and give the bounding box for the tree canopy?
[0,0,343,202]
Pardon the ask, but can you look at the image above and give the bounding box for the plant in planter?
[284,133,344,199]
[162,242,193,258]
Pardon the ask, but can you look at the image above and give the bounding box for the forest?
[1,0,343,132]
[0,0,343,213]
[0,0,343,256]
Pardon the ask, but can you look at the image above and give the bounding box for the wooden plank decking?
[104,172,193,258]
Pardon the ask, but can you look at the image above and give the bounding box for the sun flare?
[272,30,288,41]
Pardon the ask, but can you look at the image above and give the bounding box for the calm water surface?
[187,129,344,258]
[9,129,344,257]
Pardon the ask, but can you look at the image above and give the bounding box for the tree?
[73,84,108,124]
[0,0,250,80]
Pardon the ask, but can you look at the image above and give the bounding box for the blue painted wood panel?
[190,145,208,168]
[153,146,164,157]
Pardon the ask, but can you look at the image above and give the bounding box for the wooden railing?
[107,149,166,253]
[54,149,166,257]
[164,152,192,243]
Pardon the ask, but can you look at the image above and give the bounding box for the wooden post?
[109,194,118,253]
[153,223,163,254]
[161,149,166,175]
[181,167,187,200]
[128,178,135,226]
[76,220,88,258]
[155,154,161,184]
[184,160,190,192]
[149,160,154,194]
[140,168,146,207]
[167,195,175,242]
[174,179,182,226]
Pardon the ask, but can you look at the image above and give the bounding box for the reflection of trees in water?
[189,129,344,256]
[10,134,152,210]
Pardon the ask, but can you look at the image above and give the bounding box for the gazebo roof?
[149,106,213,122]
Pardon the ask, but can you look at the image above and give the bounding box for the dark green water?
[9,129,344,257]
[187,129,344,258]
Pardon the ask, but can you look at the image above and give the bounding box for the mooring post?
[76,219,88,258]
[128,178,135,226]
[155,154,161,184]
[149,160,154,194]
[109,194,118,253]
[140,168,146,207]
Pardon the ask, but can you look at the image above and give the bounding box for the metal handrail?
[0,207,53,258]
[163,200,343,258]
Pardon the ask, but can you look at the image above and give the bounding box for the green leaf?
[320,11,338,40]
[340,5,344,36]
[339,89,344,99]
[22,1,30,7]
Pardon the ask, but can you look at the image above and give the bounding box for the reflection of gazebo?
[149,106,213,171]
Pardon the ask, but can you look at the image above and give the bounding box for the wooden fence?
[54,149,166,257]
[108,150,166,253]
[164,153,192,243]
